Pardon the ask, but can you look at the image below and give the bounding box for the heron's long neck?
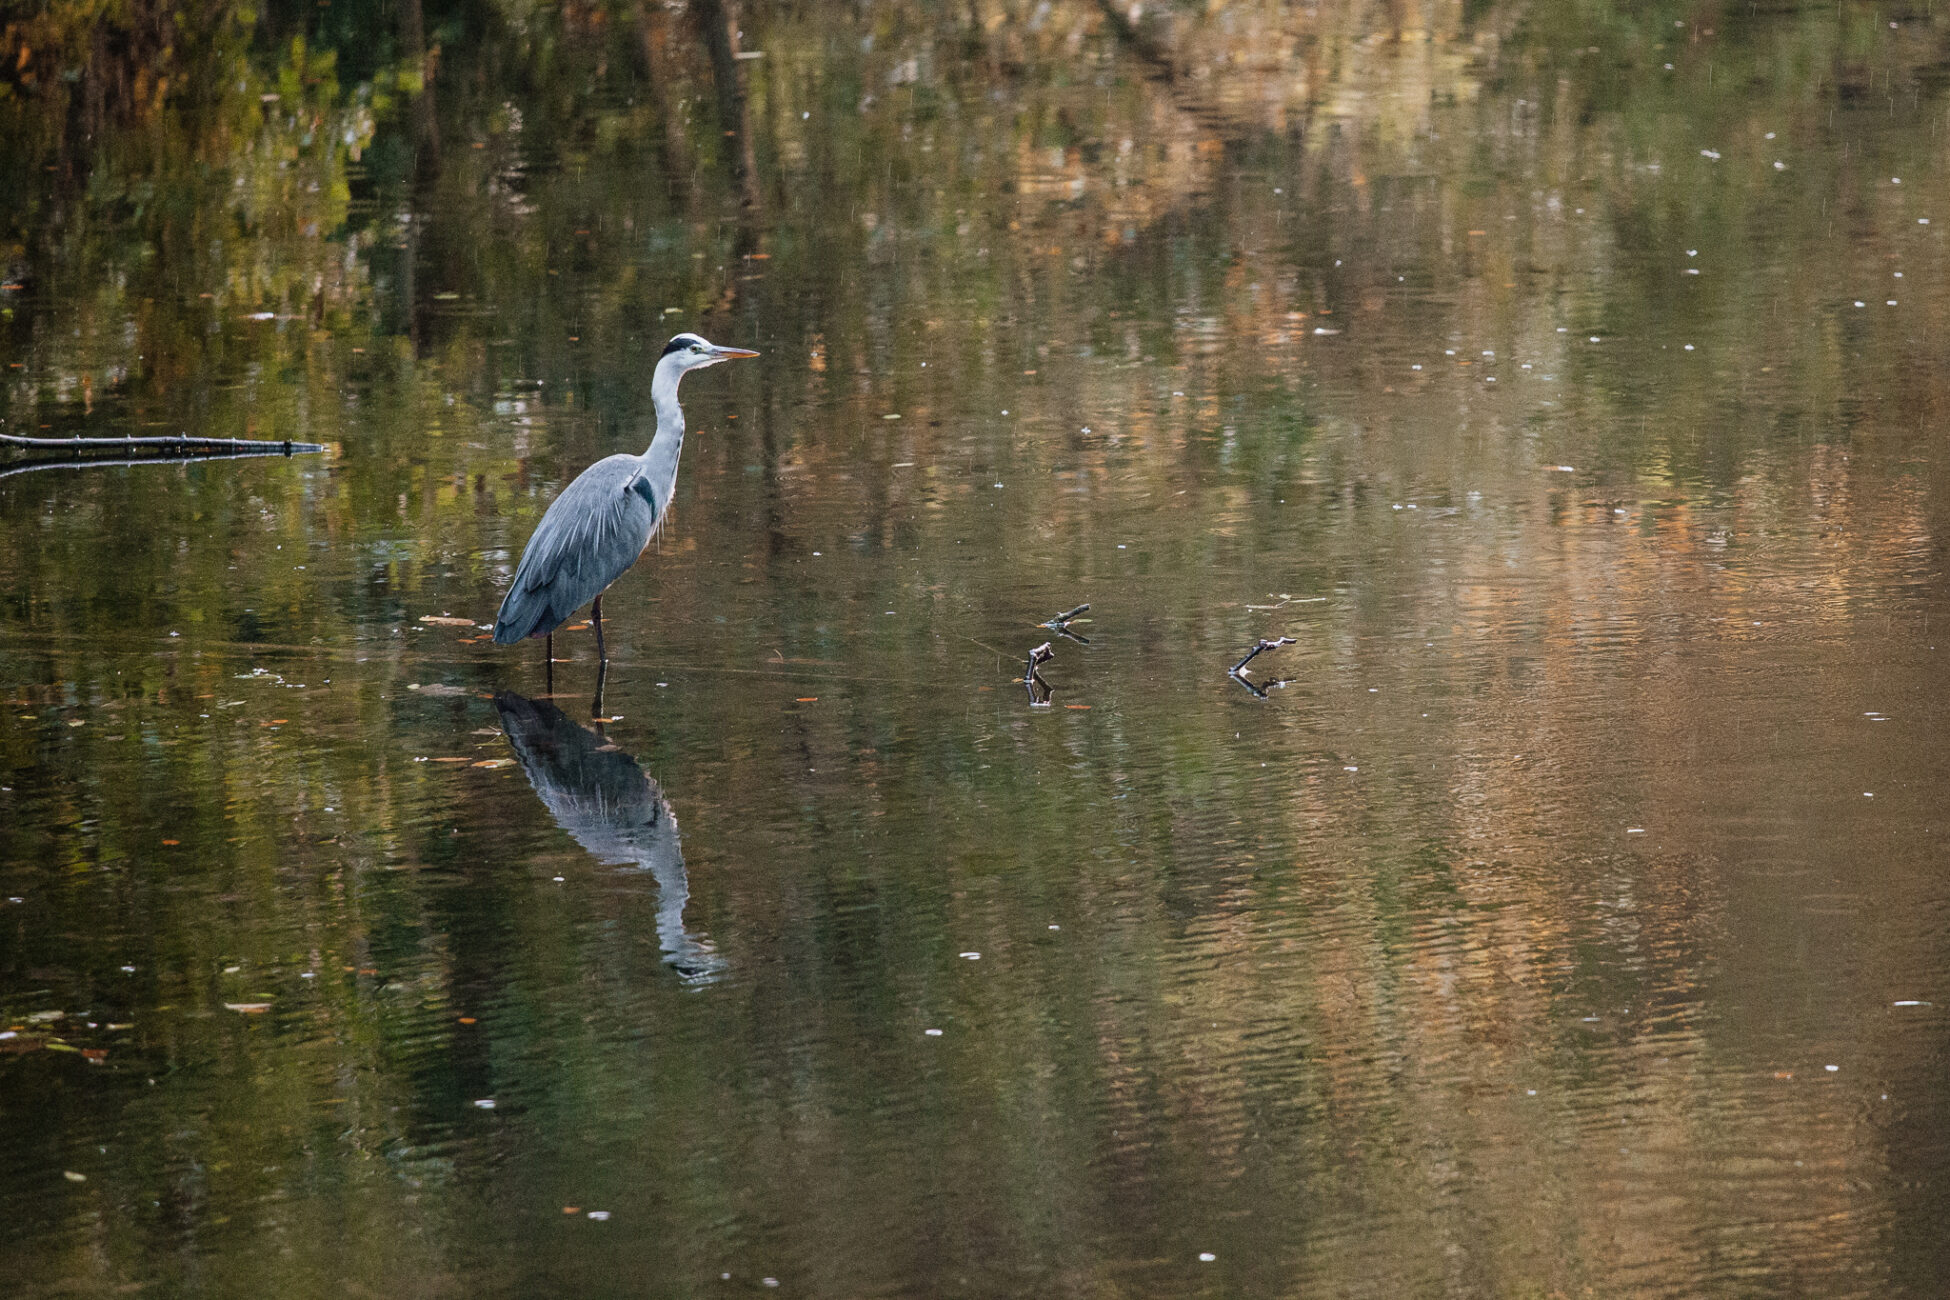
[638,359,687,500]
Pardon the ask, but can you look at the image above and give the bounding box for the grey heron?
[493,331,758,668]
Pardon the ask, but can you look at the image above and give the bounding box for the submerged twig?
[1229,636,1296,677]
[1,430,325,456]
[1243,595,1329,612]
[0,447,321,480]
[1044,603,1089,626]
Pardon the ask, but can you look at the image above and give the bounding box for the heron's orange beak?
[710,346,760,360]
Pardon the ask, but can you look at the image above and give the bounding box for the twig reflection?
[1229,636,1297,698]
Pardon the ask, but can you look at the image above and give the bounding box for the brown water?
[3,2,1949,1295]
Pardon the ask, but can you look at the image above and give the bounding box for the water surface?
[3,3,1949,1296]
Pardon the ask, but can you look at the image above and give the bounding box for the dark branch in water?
[1041,602,1091,643]
[0,447,322,480]
[1025,641,1054,681]
[1229,636,1296,676]
[1024,641,1056,705]
[1,431,325,456]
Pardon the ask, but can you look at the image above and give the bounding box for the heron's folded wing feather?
[494,456,656,641]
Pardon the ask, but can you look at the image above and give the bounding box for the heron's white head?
[659,332,760,373]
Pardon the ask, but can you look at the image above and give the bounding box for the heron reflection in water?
[495,692,725,983]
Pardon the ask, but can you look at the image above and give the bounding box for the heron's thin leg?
[591,655,608,721]
[592,594,607,662]
[545,632,554,695]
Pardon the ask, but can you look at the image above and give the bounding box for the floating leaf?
[224,1002,273,1014]
[418,615,476,627]
[409,683,469,697]
[472,758,515,769]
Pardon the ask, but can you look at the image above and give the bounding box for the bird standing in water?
[494,332,758,674]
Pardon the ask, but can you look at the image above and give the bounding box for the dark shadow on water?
[494,691,725,984]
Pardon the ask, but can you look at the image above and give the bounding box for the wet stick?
[1229,637,1296,676]
[1,431,325,456]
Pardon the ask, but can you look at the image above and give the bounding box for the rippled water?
[4,2,1950,1295]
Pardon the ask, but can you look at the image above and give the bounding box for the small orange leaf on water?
[472,758,515,769]
[796,697,819,703]
[1773,1071,1794,1080]
[563,1206,581,1214]
[82,1049,107,1062]
[458,1017,477,1025]
[162,839,180,846]
[1066,704,1092,710]
[262,719,288,726]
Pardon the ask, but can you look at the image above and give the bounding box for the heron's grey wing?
[494,455,656,642]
